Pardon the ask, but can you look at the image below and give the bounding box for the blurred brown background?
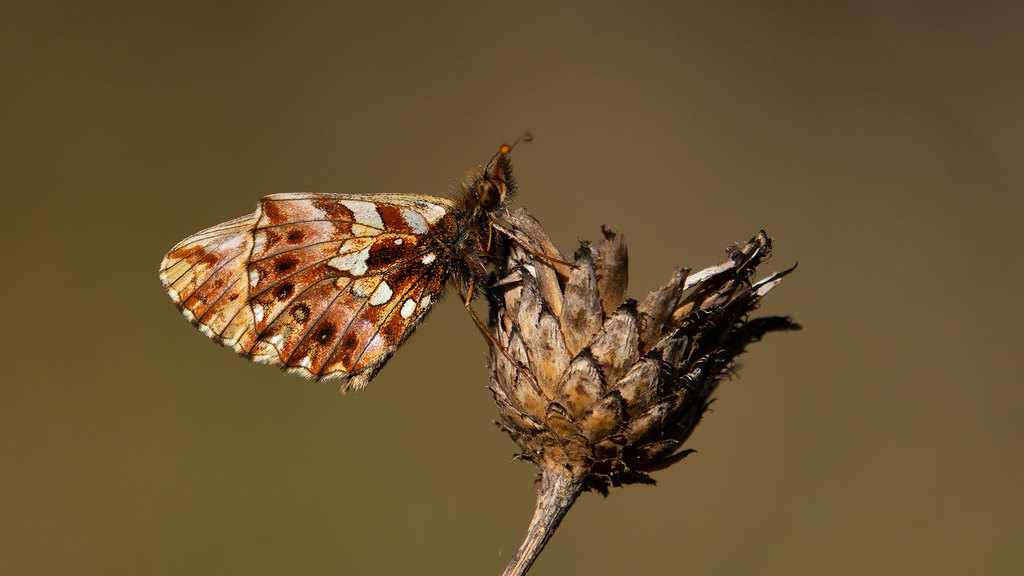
[2,1,1021,574]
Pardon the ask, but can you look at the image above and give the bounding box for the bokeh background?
[3,1,1021,574]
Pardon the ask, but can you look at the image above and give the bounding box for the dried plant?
[487,209,798,576]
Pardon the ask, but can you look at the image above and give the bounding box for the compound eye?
[476,180,500,209]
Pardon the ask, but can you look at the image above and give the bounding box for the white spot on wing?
[370,281,393,306]
[249,269,260,287]
[401,208,428,234]
[400,298,416,318]
[421,253,436,265]
[253,303,265,323]
[328,242,371,276]
[417,202,447,224]
[394,238,403,245]
[253,231,267,254]
[341,200,384,230]
[419,295,432,309]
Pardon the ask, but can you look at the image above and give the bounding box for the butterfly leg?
[473,223,493,258]
[524,247,572,271]
[491,218,573,274]
[489,218,569,270]
[462,281,544,395]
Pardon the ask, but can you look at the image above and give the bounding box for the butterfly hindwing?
[160,213,260,352]
[160,193,458,387]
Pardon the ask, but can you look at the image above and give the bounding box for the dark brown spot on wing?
[384,252,443,292]
[331,331,362,371]
[258,198,289,225]
[375,204,413,234]
[314,199,356,221]
[365,236,427,271]
[287,229,304,243]
[315,323,336,344]
[275,283,294,300]
[292,304,310,322]
[276,258,297,273]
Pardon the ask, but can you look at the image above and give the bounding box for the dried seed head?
[489,208,798,493]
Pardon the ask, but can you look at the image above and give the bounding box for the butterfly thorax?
[439,154,517,294]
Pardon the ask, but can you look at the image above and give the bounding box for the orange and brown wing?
[159,193,457,388]
[160,213,261,353]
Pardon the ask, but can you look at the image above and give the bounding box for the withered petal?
[531,311,571,397]
[588,304,640,383]
[544,402,576,439]
[596,225,628,317]
[613,358,659,415]
[637,266,689,351]
[560,244,603,356]
[624,402,669,445]
[502,209,567,315]
[578,391,626,441]
[557,352,605,419]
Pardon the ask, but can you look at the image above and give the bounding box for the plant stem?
[502,467,584,576]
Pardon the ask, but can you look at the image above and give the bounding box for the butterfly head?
[469,133,532,213]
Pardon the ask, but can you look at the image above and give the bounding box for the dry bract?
[490,209,797,576]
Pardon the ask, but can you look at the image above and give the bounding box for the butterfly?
[160,135,531,390]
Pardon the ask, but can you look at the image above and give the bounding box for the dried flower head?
[488,209,798,576]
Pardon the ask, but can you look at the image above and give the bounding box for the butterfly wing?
[160,193,458,388]
[160,213,261,352]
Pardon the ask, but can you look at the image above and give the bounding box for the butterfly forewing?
[160,193,458,387]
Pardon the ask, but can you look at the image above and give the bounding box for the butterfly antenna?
[486,132,533,173]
